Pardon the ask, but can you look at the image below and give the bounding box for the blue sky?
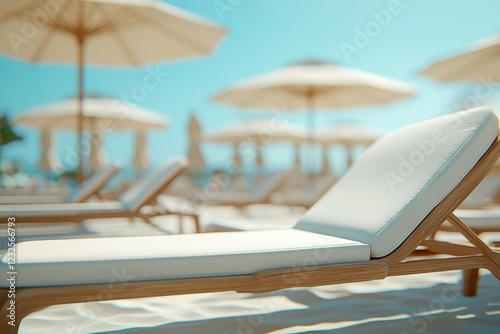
[1,0,500,174]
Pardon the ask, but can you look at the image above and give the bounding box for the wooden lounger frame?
[1,139,500,333]
[0,165,200,234]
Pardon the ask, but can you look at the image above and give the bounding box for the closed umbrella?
[88,130,108,173]
[187,114,205,173]
[205,119,307,169]
[132,131,150,171]
[0,0,225,183]
[38,130,60,173]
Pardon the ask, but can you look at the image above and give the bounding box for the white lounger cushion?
[295,107,498,258]
[0,230,369,287]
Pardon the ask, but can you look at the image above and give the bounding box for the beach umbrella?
[214,59,414,139]
[15,96,168,131]
[187,114,205,173]
[420,36,500,82]
[214,59,414,171]
[0,0,225,183]
[14,96,168,173]
[38,130,60,173]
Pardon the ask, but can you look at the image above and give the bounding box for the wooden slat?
[387,256,494,276]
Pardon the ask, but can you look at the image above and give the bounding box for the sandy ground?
[1,200,499,333]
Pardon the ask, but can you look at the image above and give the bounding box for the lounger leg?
[193,215,201,233]
[462,269,480,297]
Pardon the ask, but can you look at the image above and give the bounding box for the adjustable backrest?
[68,163,121,202]
[295,107,499,258]
[118,157,188,212]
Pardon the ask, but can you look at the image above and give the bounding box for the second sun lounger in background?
[0,163,121,204]
[1,108,500,333]
[270,173,339,208]
[187,171,289,207]
[0,157,200,233]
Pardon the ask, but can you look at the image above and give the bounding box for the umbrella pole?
[306,91,315,174]
[76,37,84,185]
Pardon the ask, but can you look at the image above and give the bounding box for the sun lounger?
[0,163,121,204]
[0,158,199,233]
[270,173,338,208]
[189,171,289,207]
[1,107,500,333]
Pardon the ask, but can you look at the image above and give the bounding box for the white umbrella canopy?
[214,59,414,172]
[420,36,500,82]
[316,124,384,146]
[205,119,308,145]
[214,59,415,111]
[0,0,226,66]
[14,96,169,131]
[0,0,225,183]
